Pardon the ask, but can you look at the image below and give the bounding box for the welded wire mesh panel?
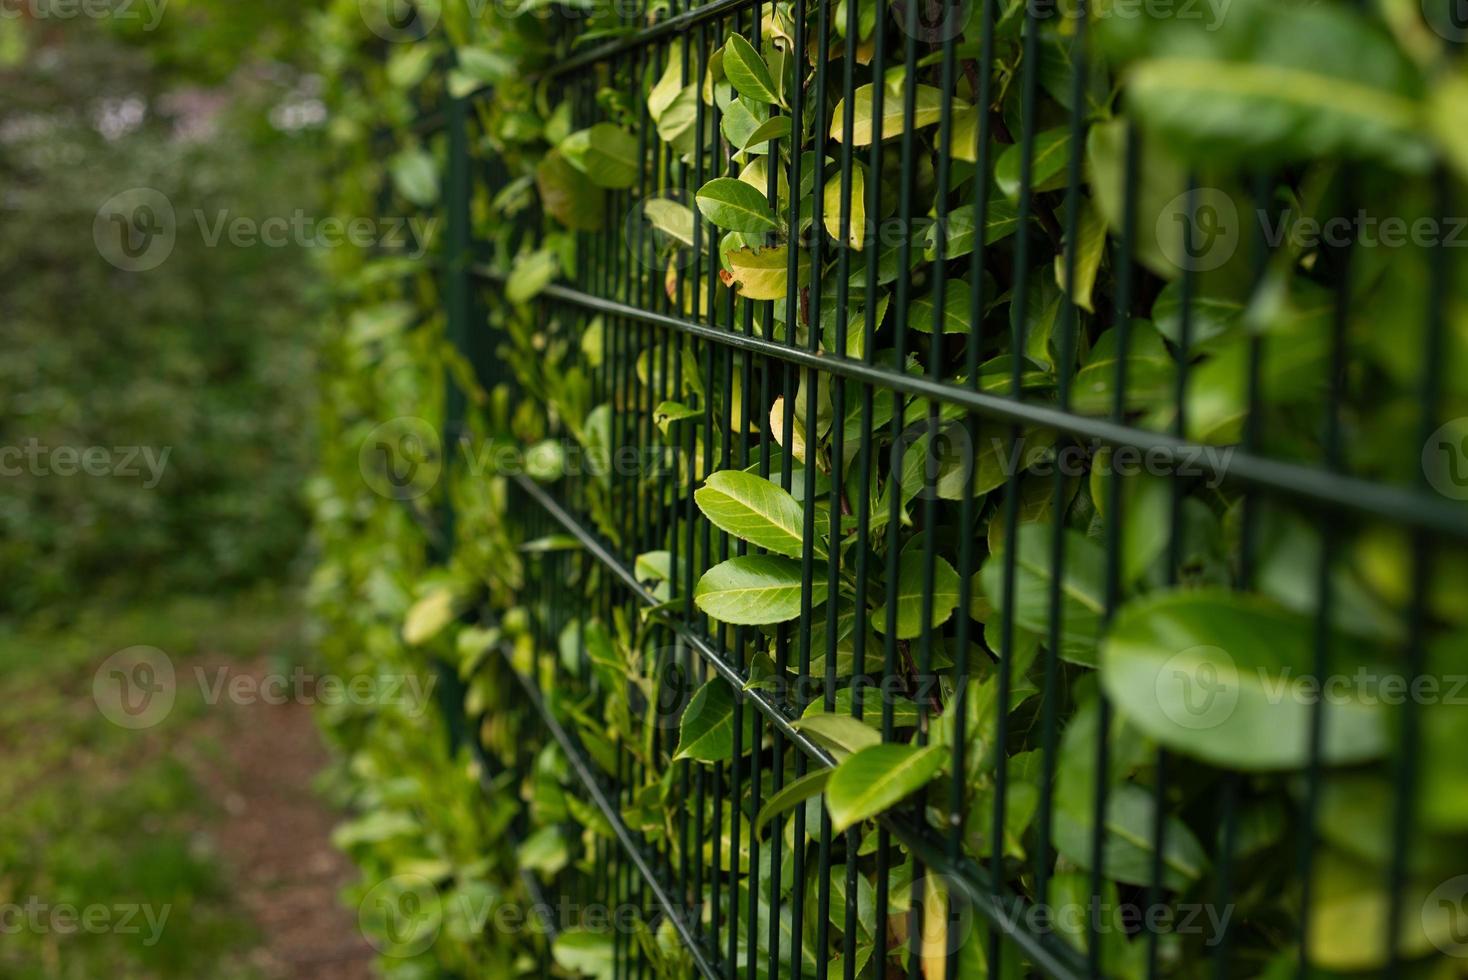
[398,0,1468,976]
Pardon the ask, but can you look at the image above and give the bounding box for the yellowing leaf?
[830,74,961,145]
[719,245,808,300]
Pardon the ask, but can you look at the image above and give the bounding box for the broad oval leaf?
[390,149,438,207]
[694,469,826,559]
[694,555,827,624]
[722,34,781,105]
[1099,589,1392,770]
[995,128,1072,200]
[719,245,809,300]
[695,177,780,233]
[560,123,640,189]
[1109,0,1431,171]
[753,767,832,832]
[980,523,1106,665]
[536,149,604,232]
[906,277,972,335]
[403,587,458,646]
[740,114,792,150]
[673,678,760,762]
[829,75,955,145]
[792,713,882,760]
[825,743,944,833]
[1052,782,1210,892]
[871,551,961,639]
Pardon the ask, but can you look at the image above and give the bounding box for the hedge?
[311,0,1468,977]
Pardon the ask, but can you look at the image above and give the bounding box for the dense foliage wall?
[313,0,1468,977]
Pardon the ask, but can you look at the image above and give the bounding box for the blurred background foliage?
[0,0,324,617]
[0,3,346,978]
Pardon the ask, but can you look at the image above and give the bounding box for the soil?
[191,655,376,980]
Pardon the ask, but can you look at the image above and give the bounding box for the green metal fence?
[371,0,1468,976]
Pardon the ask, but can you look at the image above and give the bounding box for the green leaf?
[641,198,695,247]
[1106,0,1431,171]
[455,46,514,85]
[792,713,883,762]
[390,149,438,207]
[1052,782,1209,892]
[720,97,771,154]
[722,34,781,105]
[1055,201,1107,313]
[552,929,615,980]
[1309,772,1464,877]
[825,743,944,833]
[823,165,866,250]
[517,825,569,875]
[673,678,760,762]
[980,523,1106,665]
[1127,57,1429,174]
[1086,120,1190,281]
[694,469,826,559]
[695,177,780,234]
[403,587,457,646]
[1099,589,1392,770]
[995,128,1071,199]
[536,149,605,232]
[907,277,972,334]
[924,199,1024,261]
[387,45,435,89]
[1151,282,1246,349]
[1303,853,1449,971]
[693,555,826,624]
[753,767,833,832]
[1089,455,1171,586]
[803,688,921,730]
[505,248,559,303]
[830,74,954,145]
[560,123,640,189]
[871,551,961,639]
[740,114,792,150]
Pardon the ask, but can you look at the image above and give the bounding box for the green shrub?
[315,0,1468,976]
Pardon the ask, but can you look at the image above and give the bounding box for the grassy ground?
[0,589,357,980]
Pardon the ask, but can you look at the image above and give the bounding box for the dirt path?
[192,656,376,980]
